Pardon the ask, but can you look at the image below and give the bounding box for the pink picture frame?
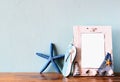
[73,26,113,76]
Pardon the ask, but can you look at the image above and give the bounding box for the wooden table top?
[0,72,120,82]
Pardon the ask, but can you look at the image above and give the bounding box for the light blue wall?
[0,0,120,72]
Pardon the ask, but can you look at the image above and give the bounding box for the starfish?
[106,59,112,66]
[36,43,64,73]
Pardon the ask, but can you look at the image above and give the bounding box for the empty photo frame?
[73,26,113,76]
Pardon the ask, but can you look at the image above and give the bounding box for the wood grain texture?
[0,72,120,82]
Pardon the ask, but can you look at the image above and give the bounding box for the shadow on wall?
[112,28,120,72]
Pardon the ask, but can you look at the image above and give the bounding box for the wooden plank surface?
[0,72,120,82]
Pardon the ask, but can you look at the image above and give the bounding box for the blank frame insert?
[81,33,105,68]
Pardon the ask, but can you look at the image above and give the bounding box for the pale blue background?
[0,0,120,72]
